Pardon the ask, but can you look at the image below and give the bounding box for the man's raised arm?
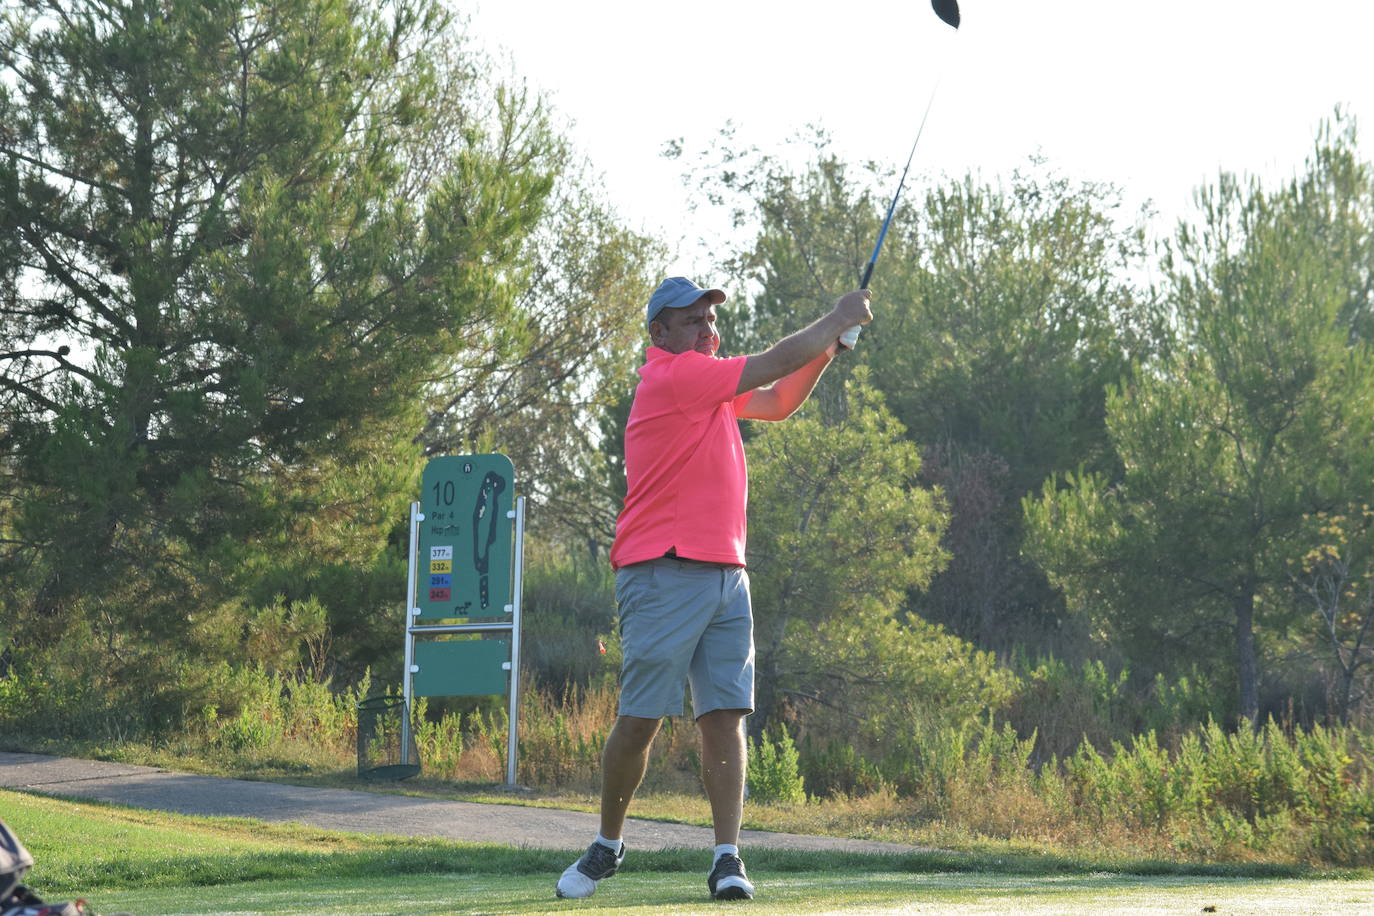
[734,290,871,419]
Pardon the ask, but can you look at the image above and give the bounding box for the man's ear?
[649,317,666,347]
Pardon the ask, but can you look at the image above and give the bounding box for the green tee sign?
[417,454,515,620]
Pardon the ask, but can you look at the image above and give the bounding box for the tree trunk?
[1234,589,1260,726]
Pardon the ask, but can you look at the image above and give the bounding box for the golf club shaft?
[839,79,942,349]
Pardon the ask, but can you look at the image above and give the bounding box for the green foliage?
[2,0,491,599]
[418,156,664,552]
[864,168,1155,495]
[1146,670,1233,738]
[708,141,1155,497]
[7,666,1374,866]
[1006,655,1231,761]
[801,611,1018,748]
[407,694,508,783]
[747,725,807,804]
[696,136,1157,655]
[1025,118,1374,722]
[743,368,949,734]
[1057,718,1374,864]
[798,736,886,798]
[873,717,1039,809]
[0,0,655,721]
[794,707,1373,865]
[0,0,410,686]
[1291,505,1374,723]
[884,162,1158,652]
[517,542,619,698]
[199,664,368,758]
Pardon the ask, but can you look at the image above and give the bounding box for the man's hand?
[737,289,873,395]
[834,290,872,349]
[833,289,873,327]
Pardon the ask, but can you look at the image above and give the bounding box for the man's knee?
[695,708,748,740]
[612,714,663,748]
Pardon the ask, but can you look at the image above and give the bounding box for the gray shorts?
[614,557,755,719]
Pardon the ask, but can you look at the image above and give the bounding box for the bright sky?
[467,0,1374,278]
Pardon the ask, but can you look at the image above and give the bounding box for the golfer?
[556,277,872,900]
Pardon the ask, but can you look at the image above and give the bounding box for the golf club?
[840,0,960,349]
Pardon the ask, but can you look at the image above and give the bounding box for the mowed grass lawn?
[4,789,1371,915]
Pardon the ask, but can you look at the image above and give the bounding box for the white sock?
[714,843,739,863]
[597,833,623,854]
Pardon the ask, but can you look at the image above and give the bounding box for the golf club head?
[931,0,960,29]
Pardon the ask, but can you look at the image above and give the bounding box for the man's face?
[651,296,720,356]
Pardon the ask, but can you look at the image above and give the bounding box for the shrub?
[519,544,619,698]
[799,736,886,798]
[748,725,807,804]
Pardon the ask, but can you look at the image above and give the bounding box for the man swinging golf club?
[556,277,871,900]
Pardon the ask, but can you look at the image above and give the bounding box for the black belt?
[663,550,739,569]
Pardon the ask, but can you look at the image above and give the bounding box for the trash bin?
[356,696,420,781]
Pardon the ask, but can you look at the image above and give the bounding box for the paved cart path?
[0,751,921,855]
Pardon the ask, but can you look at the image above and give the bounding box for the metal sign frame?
[400,456,526,787]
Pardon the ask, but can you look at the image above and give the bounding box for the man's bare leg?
[696,709,748,845]
[599,714,662,840]
[556,715,662,899]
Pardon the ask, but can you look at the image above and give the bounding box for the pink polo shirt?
[609,347,755,569]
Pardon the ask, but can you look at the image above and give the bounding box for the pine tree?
[0,0,558,699]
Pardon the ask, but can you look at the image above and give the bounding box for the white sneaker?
[555,840,626,899]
